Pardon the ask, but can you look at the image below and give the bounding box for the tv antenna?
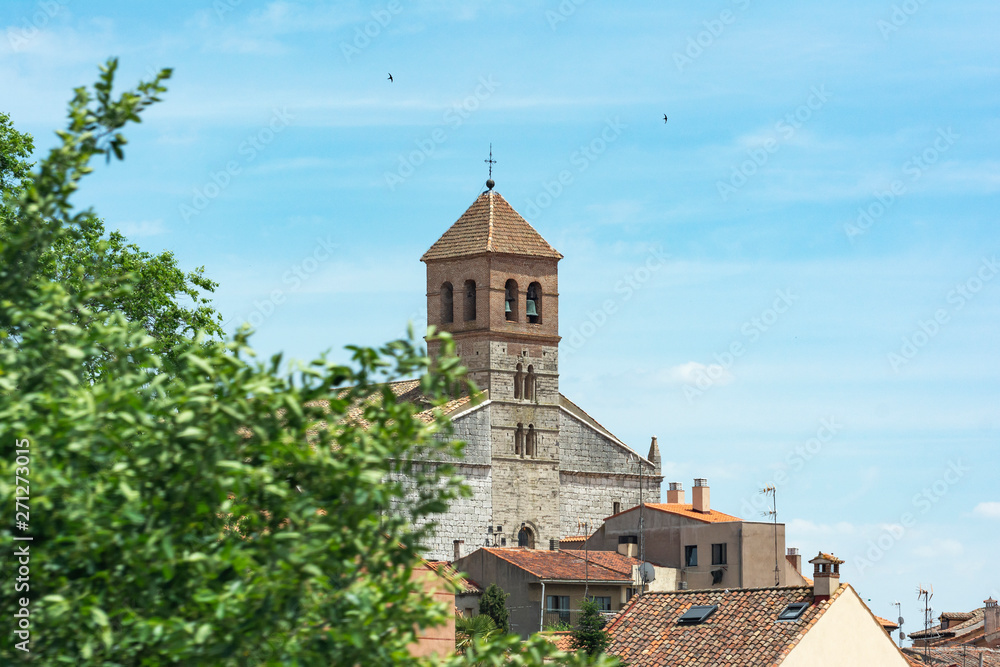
[760,485,779,585]
[917,585,933,658]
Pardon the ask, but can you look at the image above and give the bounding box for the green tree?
[1,89,222,381]
[455,614,500,650]
[0,59,619,667]
[570,599,611,656]
[479,583,511,634]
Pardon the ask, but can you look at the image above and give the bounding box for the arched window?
[514,363,523,400]
[440,282,454,324]
[526,282,541,324]
[515,423,524,457]
[526,424,536,458]
[518,525,535,549]
[525,365,536,401]
[464,280,476,321]
[505,279,518,322]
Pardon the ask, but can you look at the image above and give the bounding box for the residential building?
[903,646,1000,666]
[452,545,673,638]
[908,596,1000,649]
[606,552,912,666]
[581,478,809,590]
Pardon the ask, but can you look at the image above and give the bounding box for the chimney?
[985,597,999,647]
[617,543,638,558]
[667,482,685,504]
[786,548,802,574]
[453,539,464,561]
[692,478,710,513]
[808,552,844,602]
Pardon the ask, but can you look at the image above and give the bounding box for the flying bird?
[387,73,393,82]
[663,114,668,123]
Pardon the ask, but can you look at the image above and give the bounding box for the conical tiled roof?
[421,190,562,261]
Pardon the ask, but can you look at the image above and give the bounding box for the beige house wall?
[779,587,911,667]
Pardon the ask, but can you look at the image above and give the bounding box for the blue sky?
[3,0,998,631]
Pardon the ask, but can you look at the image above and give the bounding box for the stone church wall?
[557,410,661,539]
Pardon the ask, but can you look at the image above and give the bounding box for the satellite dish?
[639,562,655,583]
[898,617,904,626]
[899,632,906,641]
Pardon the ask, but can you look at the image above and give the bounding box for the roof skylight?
[677,604,718,625]
[777,602,809,621]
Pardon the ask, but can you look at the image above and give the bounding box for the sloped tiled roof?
[562,549,645,576]
[306,379,477,434]
[610,502,741,524]
[607,585,847,666]
[904,647,1000,666]
[421,190,562,261]
[876,615,900,631]
[561,535,588,544]
[909,608,985,641]
[541,631,576,652]
[484,548,630,582]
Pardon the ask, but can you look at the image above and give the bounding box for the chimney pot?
[692,479,710,513]
[667,482,685,504]
[807,552,844,602]
[986,597,1000,647]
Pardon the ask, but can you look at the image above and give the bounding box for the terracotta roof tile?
[903,647,1000,666]
[621,502,741,524]
[421,190,562,261]
[561,549,645,576]
[909,608,985,641]
[606,584,848,667]
[541,631,576,652]
[875,615,899,630]
[484,548,631,582]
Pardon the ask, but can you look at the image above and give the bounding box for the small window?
[777,603,809,621]
[613,501,621,515]
[515,423,524,457]
[514,363,523,400]
[525,365,536,401]
[526,282,541,323]
[546,595,571,622]
[684,545,698,568]
[505,279,518,321]
[526,424,536,458]
[587,596,612,612]
[440,282,454,324]
[518,525,535,549]
[677,604,717,625]
[625,588,637,602]
[712,543,727,565]
[618,535,638,545]
[464,279,476,321]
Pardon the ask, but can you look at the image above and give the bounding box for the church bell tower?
[422,180,563,549]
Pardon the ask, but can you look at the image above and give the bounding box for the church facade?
[416,185,662,562]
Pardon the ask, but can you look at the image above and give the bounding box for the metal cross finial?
[484,144,496,179]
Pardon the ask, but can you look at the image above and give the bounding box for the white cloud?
[114,219,166,238]
[661,361,734,387]
[973,501,1000,519]
[913,539,964,559]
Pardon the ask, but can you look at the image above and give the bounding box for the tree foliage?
[0,59,618,667]
[570,599,611,657]
[479,583,512,635]
[0,70,222,381]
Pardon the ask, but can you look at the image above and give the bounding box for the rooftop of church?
[421,189,563,262]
